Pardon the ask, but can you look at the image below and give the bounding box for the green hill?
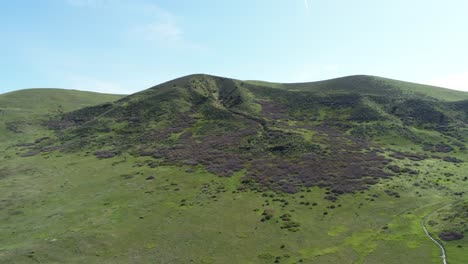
[0,88,124,144]
[0,88,124,112]
[34,74,468,194]
[247,75,468,102]
[1,75,467,263]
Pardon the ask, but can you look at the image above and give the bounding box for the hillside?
[1,75,467,263]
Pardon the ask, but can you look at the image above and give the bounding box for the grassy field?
[1,149,466,263]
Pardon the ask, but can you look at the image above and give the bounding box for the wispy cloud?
[425,72,468,91]
[128,5,208,52]
[130,5,189,46]
[304,0,310,10]
[67,0,197,48]
[133,20,183,43]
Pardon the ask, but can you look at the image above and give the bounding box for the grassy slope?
[1,77,468,263]
[1,146,467,264]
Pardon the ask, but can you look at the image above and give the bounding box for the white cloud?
[425,72,468,91]
[304,0,310,10]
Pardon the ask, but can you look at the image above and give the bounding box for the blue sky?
[1,0,468,94]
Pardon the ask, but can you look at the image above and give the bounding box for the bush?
[439,231,464,241]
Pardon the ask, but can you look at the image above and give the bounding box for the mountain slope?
[1,75,467,263]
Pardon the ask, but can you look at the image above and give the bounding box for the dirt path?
[422,203,453,264]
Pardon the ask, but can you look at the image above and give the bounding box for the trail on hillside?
[421,203,454,264]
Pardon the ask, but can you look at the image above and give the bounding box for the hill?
[0,88,124,112]
[27,74,468,194]
[247,75,468,102]
[0,88,124,144]
[1,75,467,263]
